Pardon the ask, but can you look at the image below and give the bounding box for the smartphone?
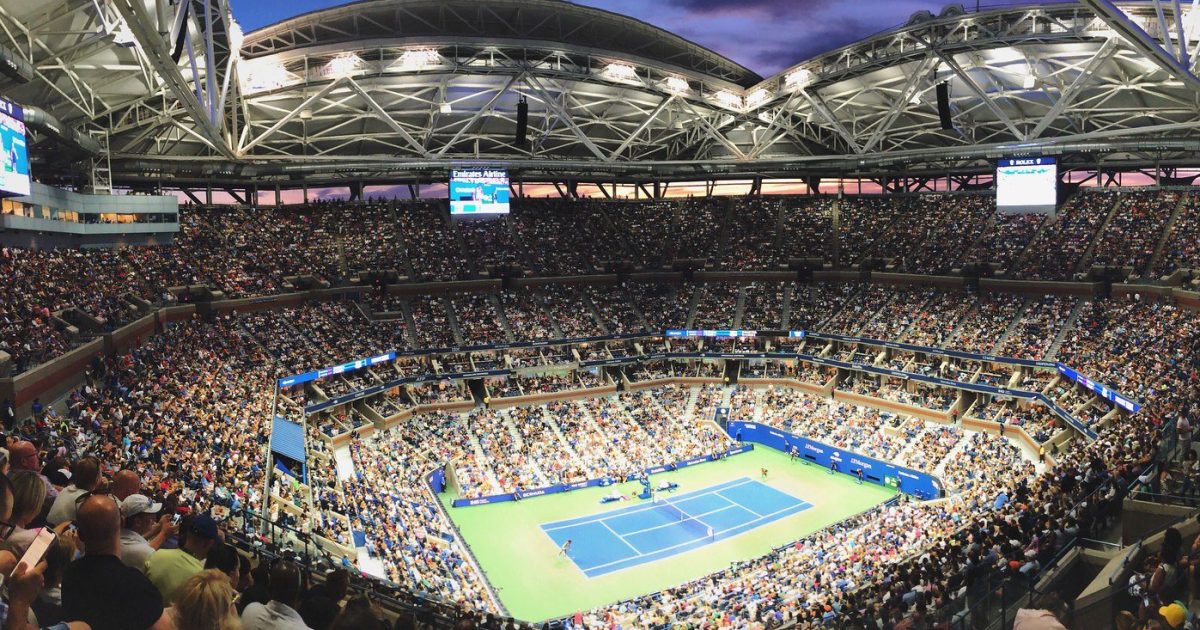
[12,528,54,577]
[171,514,181,526]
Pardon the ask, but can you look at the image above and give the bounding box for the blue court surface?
[540,477,811,577]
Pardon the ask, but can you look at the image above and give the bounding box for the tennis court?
[540,477,811,577]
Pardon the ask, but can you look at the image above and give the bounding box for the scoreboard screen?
[996,157,1056,215]
[450,169,510,215]
[0,97,29,197]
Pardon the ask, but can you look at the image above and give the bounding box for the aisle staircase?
[442,297,467,346]
[731,284,748,330]
[684,286,703,329]
[1045,299,1086,361]
[1144,192,1191,278]
[990,297,1033,353]
[1074,194,1124,274]
[333,444,356,483]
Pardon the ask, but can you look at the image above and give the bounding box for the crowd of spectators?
[1089,190,1177,275]
[1152,192,1200,277]
[1019,190,1117,279]
[740,282,787,330]
[6,188,1197,376]
[964,212,1046,272]
[721,198,783,270]
[535,286,604,339]
[495,291,555,341]
[6,188,1200,629]
[691,283,741,330]
[448,294,507,346]
[890,195,995,275]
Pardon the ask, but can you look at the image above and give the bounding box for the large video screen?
[449,169,510,215]
[996,157,1056,214]
[0,98,29,197]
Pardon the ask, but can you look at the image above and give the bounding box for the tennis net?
[653,496,713,539]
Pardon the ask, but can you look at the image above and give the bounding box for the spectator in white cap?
[119,494,176,570]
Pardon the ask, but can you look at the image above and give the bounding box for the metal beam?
[608,95,672,161]
[679,99,746,160]
[1081,0,1200,93]
[795,88,862,154]
[1029,38,1120,140]
[433,73,523,158]
[911,33,1025,141]
[524,76,607,161]
[240,77,345,153]
[345,77,430,157]
[113,0,234,158]
[861,54,939,153]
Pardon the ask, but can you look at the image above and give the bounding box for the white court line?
[600,520,642,555]
[584,501,810,574]
[540,478,758,532]
[716,490,762,517]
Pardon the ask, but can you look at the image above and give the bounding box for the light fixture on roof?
[109,15,136,48]
[714,90,742,110]
[227,17,244,51]
[745,88,771,108]
[326,53,361,78]
[440,102,452,114]
[397,49,441,70]
[663,76,690,94]
[240,58,295,93]
[785,68,814,90]
[604,62,640,83]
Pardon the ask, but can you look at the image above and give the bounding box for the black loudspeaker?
[936,82,953,130]
[515,96,528,145]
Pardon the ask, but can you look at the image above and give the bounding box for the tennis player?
[558,539,573,557]
[760,467,768,480]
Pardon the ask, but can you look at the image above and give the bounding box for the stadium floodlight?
[785,68,814,90]
[227,17,244,52]
[326,53,362,78]
[745,88,771,108]
[663,76,690,94]
[396,49,441,71]
[240,58,296,93]
[108,15,136,48]
[714,90,742,110]
[604,62,640,83]
[440,102,453,114]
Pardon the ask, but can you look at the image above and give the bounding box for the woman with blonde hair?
[171,569,241,630]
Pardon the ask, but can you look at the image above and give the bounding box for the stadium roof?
[5,0,1200,190]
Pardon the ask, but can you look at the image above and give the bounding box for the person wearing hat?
[119,494,177,570]
[144,512,220,605]
[1160,600,1193,629]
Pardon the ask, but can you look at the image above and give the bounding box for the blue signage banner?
[450,445,755,507]
[726,421,942,499]
[278,351,397,388]
[664,329,806,339]
[1056,363,1141,413]
[279,333,652,389]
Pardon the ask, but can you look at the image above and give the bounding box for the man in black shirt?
[61,494,171,630]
